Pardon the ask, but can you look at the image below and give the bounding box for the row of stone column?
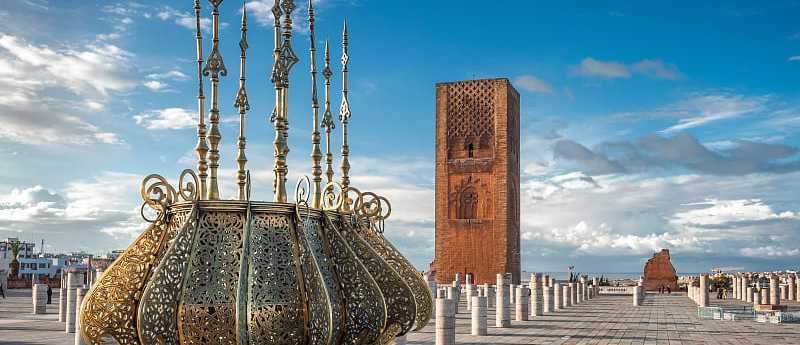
[431,272,601,345]
[731,273,794,306]
[688,274,709,307]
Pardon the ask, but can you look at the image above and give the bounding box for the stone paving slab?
[2,289,800,344]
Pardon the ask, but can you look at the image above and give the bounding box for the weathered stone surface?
[643,249,678,291]
[430,78,521,285]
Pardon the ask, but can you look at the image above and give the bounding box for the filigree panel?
[178,211,244,345]
[337,216,415,341]
[246,214,305,344]
[357,226,432,331]
[300,216,346,344]
[138,207,197,345]
[322,213,386,345]
[294,216,337,345]
[80,212,186,345]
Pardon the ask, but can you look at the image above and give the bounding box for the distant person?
[666,286,671,294]
[717,288,723,300]
[47,284,53,304]
[0,284,4,299]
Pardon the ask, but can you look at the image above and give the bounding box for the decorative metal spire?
[321,40,335,184]
[234,2,250,200]
[339,21,352,193]
[193,0,208,200]
[204,0,228,200]
[270,0,298,202]
[308,0,323,208]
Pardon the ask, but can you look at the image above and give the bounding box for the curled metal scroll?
[140,170,200,223]
[294,175,311,223]
[322,181,344,211]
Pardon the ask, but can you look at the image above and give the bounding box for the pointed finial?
[339,20,352,199]
[271,0,297,203]
[204,0,227,200]
[322,39,335,184]
[308,0,323,208]
[235,0,250,200]
[193,0,208,200]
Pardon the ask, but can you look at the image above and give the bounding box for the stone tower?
[431,78,521,285]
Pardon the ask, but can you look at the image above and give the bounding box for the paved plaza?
[2,288,800,344]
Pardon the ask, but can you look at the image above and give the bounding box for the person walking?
[0,284,5,299]
[47,284,53,304]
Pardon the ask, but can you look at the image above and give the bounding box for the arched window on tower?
[458,187,478,219]
[467,143,474,158]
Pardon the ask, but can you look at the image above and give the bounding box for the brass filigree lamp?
[79,1,432,344]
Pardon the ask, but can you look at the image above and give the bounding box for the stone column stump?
[435,298,455,345]
[515,286,529,321]
[471,295,487,335]
[32,283,47,314]
[495,274,510,327]
[633,286,641,306]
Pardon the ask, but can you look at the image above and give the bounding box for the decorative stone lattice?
[446,79,495,141]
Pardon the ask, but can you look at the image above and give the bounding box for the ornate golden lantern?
[78,1,432,344]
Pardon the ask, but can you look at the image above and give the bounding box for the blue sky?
[1,0,799,273]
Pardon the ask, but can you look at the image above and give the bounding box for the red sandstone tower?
[431,78,521,285]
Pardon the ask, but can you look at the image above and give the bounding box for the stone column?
[576,283,583,303]
[466,283,474,311]
[482,283,492,308]
[753,288,761,306]
[495,274,510,327]
[563,284,571,307]
[781,285,788,301]
[699,274,709,307]
[570,282,578,305]
[530,273,542,317]
[796,274,800,302]
[509,284,515,304]
[553,282,562,310]
[769,274,780,305]
[435,298,454,345]
[455,273,462,285]
[633,286,641,306]
[471,295,487,335]
[745,287,753,303]
[544,275,551,287]
[466,273,473,285]
[515,286,529,321]
[32,283,47,314]
[789,275,797,301]
[59,276,67,322]
[733,276,740,300]
[75,287,87,345]
[446,286,459,314]
[741,276,749,302]
[65,272,84,333]
[543,286,552,313]
[761,287,770,305]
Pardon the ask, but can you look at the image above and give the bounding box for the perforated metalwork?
[323,213,386,344]
[178,211,244,345]
[246,213,305,344]
[80,212,187,345]
[137,207,197,345]
[358,226,432,331]
[338,216,415,340]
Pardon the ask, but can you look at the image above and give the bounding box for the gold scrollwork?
[140,170,201,223]
[294,175,311,223]
[321,181,344,211]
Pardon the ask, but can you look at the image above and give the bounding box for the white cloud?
[572,57,630,79]
[660,93,768,133]
[513,75,553,94]
[0,34,133,146]
[631,59,683,80]
[670,199,797,227]
[146,70,189,81]
[789,56,800,62]
[156,6,212,32]
[572,57,683,80]
[134,108,196,130]
[143,80,167,91]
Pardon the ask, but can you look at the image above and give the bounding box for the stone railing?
[598,286,637,295]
